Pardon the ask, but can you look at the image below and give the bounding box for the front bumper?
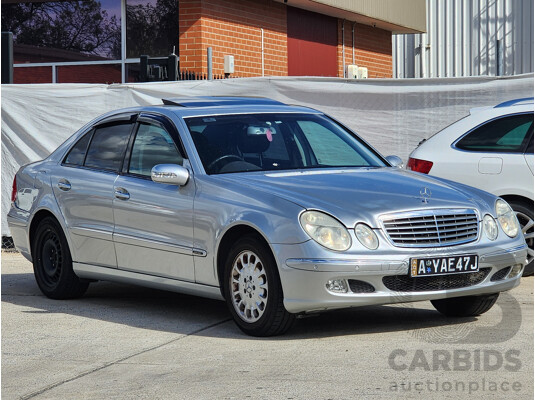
[274,241,527,314]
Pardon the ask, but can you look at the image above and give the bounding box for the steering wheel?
[207,155,244,172]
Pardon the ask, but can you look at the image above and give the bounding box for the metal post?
[352,22,355,65]
[120,0,126,83]
[207,47,213,81]
[342,20,345,78]
[497,39,503,76]
[261,28,265,77]
[140,55,149,81]
[1,32,13,84]
[52,65,57,83]
[167,54,178,80]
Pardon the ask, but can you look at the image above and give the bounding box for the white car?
[408,97,534,276]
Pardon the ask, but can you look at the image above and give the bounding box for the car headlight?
[354,223,379,250]
[495,199,519,238]
[482,214,498,241]
[299,211,351,251]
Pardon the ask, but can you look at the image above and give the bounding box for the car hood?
[219,168,490,228]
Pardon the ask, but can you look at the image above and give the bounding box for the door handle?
[114,187,130,200]
[57,179,71,191]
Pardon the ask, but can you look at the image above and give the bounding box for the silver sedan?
[7,97,528,336]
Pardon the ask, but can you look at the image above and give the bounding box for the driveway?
[2,251,533,399]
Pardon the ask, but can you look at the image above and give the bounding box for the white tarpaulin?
[2,74,533,235]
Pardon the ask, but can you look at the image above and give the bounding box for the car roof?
[161,96,287,107]
[494,97,534,108]
[469,97,534,115]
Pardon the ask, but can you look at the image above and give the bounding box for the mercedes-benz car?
[7,97,528,336]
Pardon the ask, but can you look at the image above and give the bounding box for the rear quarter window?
[84,123,133,171]
[64,131,92,166]
[456,113,534,153]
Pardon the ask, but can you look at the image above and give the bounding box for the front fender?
[192,176,307,286]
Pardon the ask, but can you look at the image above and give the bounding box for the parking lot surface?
[2,251,533,399]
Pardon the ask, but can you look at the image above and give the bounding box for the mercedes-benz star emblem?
[420,187,432,203]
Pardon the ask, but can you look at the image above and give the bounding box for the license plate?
[410,254,478,277]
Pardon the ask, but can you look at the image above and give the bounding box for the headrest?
[238,132,270,153]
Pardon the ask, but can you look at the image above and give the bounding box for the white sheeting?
[2,74,533,235]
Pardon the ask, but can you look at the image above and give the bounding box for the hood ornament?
[419,187,432,203]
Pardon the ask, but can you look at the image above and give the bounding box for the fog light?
[508,264,524,278]
[326,279,348,293]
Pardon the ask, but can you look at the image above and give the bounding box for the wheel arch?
[29,209,64,258]
[499,194,533,209]
[216,224,273,297]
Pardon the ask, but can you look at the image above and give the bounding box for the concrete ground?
[2,251,533,400]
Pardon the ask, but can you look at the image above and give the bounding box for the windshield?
[185,113,387,174]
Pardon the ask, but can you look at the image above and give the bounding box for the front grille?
[381,209,479,247]
[490,267,511,281]
[348,280,375,293]
[382,268,491,292]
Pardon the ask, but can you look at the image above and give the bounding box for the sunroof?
[161,96,287,107]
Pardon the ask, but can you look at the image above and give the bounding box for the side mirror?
[385,155,404,168]
[151,164,189,186]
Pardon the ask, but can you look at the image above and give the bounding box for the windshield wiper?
[299,164,379,170]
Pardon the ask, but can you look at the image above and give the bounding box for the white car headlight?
[495,199,519,238]
[299,211,351,251]
[482,214,498,241]
[354,223,379,250]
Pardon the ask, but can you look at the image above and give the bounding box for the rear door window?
[456,114,534,153]
[84,123,134,171]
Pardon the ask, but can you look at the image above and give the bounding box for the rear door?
[52,115,136,267]
[112,113,196,281]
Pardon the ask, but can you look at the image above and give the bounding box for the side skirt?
[73,262,224,300]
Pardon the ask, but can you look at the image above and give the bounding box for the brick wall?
[337,21,392,78]
[14,67,53,84]
[13,64,123,84]
[179,0,287,77]
[57,65,122,83]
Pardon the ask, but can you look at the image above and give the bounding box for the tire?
[32,216,89,299]
[431,293,499,317]
[509,201,534,277]
[223,236,294,336]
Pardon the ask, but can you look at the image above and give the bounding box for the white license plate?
[410,254,479,277]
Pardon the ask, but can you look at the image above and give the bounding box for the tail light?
[407,157,433,174]
[11,176,17,203]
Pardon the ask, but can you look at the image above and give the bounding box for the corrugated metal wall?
[393,0,534,78]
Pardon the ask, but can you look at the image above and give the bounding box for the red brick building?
[4,0,425,83]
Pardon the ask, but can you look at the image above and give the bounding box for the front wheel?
[223,236,294,336]
[431,293,499,317]
[32,216,89,299]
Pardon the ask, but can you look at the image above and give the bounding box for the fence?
[178,70,238,80]
[2,236,15,250]
[1,74,533,239]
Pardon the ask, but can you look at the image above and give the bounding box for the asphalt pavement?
[2,251,533,399]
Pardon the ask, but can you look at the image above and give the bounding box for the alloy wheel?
[516,210,534,265]
[230,250,268,323]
